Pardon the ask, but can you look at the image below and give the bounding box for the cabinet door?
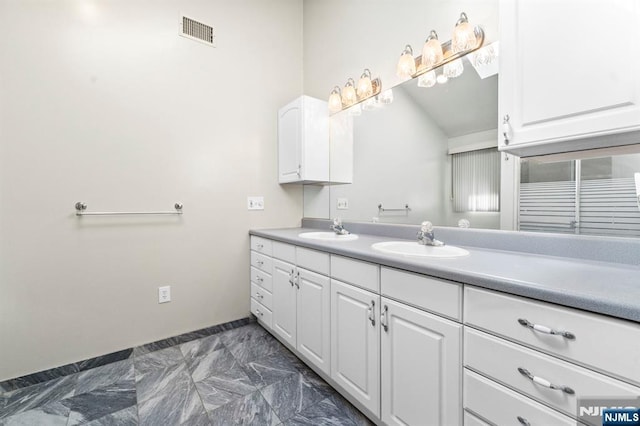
[381,298,462,426]
[272,259,297,347]
[499,0,640,155]
[296,268,330,375]
[330,279,380,417]
[278,98,302,183]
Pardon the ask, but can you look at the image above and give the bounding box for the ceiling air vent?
[179,15,216,47]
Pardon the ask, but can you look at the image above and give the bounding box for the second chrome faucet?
[417,221,444,246]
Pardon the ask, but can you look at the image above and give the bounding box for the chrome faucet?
[331,218,350,235]
[417,221,444,246]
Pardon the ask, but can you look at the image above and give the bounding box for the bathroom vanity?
[249,223,640,426]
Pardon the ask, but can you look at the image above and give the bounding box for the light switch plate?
[337,198,349,210]
[158,286,171,304]
[248,196,264,210]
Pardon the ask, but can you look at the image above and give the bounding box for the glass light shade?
[436,73,448,84]
[342,79,357,106]
[417,71,437,88]
[396,45,416,79]
[357,69,373,98]
[379,89,393,105]
[328,87,342,113]
[444,58,464,78]
[421,32,443,69]
[473,43,498,67]
[452,13,477,53]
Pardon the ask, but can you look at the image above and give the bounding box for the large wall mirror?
[328,59,500,229]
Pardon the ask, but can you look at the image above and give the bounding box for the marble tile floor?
[0,323,373,425]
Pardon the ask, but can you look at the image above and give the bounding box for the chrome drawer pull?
[517,416,530,426]
[288,269,294,286]
[255,292,263,299]
[517,318,575,340]
[257,260,264,266]
[518,367,575,394]
[256,276,264,283]
[368,300,376,327]
[257,243,264,249]
[380,305,389,332]
[255,309,263,317]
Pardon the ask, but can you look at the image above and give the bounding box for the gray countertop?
[249,227,640,324]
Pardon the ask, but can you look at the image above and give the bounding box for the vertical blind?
[452,148,500,212]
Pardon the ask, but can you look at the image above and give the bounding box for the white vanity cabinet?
[278,96,330,184]
[380,268,462,426]
[463,287,640,426]
[499,0,640,156]
[267,240,332,375]
[330,279,381,417]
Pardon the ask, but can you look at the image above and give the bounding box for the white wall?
[0,0,303,381]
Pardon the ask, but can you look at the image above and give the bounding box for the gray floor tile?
[208,390,279,426]
[138,376,208,426]
[0,375,76,419]
[63,384,137,425]
[133,346,184,380]
[0,400,69,426]
[135,362,190,405]
[187,348,238,383]
[260,371,334,422]
[220,324,285,364]
[194,366,256,412]
[83,406,138,425]
[75,359,134,396]
[241,348,301,389]
[180,335,224,363]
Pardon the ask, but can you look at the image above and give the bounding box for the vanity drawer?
[251,297,272,329]
[381,267,461,321]
[330,255,379,293]
[463,410,491,426]
[251,282,273,311]
[464,369,575,426]
[464,328,640,418]
[273,241,296,263]
[296,247,330,275]
[464,287,640,386]
[250,267,272,292]
[250,236,272,256]
[250,252,273,275]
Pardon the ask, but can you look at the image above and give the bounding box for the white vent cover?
[179,15,216,47]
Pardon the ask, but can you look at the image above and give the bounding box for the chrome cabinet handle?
[257,260,264,266]
[517,367,575,394]
[288,269,294,286]
[517,416,530,426]
[380,305,389,332]
[257,243,264,249]
[368,300,376,326]
[255,309,263,317]
[502,114,511,145]
[518,318,575,340]
[294,271,300,289]
[256,276,264,283]
[296,164,301,177]
[255,292,263,300]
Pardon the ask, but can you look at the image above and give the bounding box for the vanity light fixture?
[342,78,357,106]
[328,86,342,113]
[421,31,444,70]
[357,69,373,98]
[397,11,484,85]
[327,70,382,114]
[436,73,448,84]
[443,58,464,78]
[451,12,478,53]
[396,45,416,80]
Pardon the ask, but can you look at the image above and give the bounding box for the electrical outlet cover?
[158,286,171,303]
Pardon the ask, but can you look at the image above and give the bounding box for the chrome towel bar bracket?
[378,203,410,212]
[75,202,183,216]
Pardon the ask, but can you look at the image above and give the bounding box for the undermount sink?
[372,241,469,258]
[298,231,359,241]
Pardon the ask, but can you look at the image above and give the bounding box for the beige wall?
[0,0,303,381]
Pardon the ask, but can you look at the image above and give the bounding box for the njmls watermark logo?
[578,397,640,426]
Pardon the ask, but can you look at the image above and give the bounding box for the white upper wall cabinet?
[278,96,352,184]
[499,0,640,157]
